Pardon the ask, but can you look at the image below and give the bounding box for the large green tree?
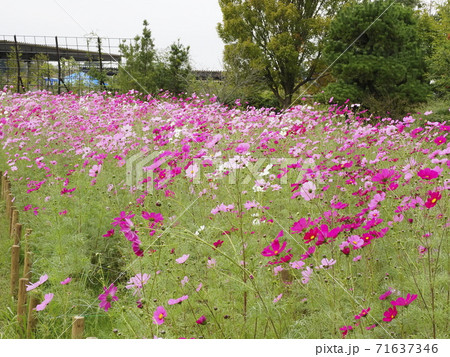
[217,0,344,108]
[321,0,430,115]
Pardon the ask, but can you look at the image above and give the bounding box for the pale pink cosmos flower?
[289,260,305,270]
[301,266,313,284]
[299,181,316,201]
[207,258,216,268]
[353,256,362,262]
[26,274,48,291]
[186,163,199,179]
[168,295,189,305]
[176,254,190,264]
[89,164,101,178]
[181,276,189,287]
[125,273,150,296]
[196,283,203,292]
[273,266,284,276]
[319,258,336,269]
[273,293,283,303]
[35,293,54,311]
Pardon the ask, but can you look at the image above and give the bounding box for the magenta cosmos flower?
[379,289,393,300]
[382,306,398,322]
[153,306,167,325]
[390,294,418,306]
[417,168,439,180]
[372,169,401,185]
[196,315,207,325]
[425,191,442,209]
[261,231,287,257]
[98,283,119,312]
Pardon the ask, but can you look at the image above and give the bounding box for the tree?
[117,20,159,93]
[117,21,192,95]
[217,0,344,108]
[321,0,430,116]
[421,0,450,98]
[159,40,193,95]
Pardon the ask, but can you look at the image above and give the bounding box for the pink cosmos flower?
[382,306,398,322]
[213,240,224,248]
[98,283,119,312]
[339,325,352,338]
[417,168,439,180]
[60,277,72,285]
[186,163,199,179]
[390,294,417,307]
[434,136,446,145]
[289,260,305,269]
[125,273,150,296]
[103,229,115,237]
[379,289,393,300]
[273,293,283,303]
[261,231,287,257]
[26,274,48,291]
[35,293,54,311]
[153,306,167,325]
[301,266,313,284]
[196,315,207,325]
[299,181,317,201]
[290,217,313,234]
[89,164,101,178]
[168,295,189,305]
[196,283,203,292]
[425,191,442,209]
[176,254,190,264]
[372,169,401,185]
[319,258,336,269]
[207,258,216,268]
[181,276,189,287]
[300,245,316,260]
[235,143,250,154]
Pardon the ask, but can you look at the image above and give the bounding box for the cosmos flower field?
[0,89,448,339]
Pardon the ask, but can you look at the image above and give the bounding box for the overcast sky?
[2,0,225,70]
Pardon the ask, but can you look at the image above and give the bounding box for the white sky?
[2,0,225,70]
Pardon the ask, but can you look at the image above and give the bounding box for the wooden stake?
[27,296,40,338]
[13,222,22,245]
[6,194,13,220]
[10,245,20,297]
[10,208,18,237]
[71,316,85,339]
[17,278,29,326]
[23,251,32,280]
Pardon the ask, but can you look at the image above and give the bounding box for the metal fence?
[0,35,133,94]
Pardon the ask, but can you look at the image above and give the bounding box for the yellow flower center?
[311,235,315,240]
[431,198,437,203]
[274,250,278,255]
[159,313,164,319]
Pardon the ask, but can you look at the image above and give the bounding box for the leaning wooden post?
[10,245,20,297]
[27,296,40,338]
[0,171,3,198]
[72,316,85,339]
[17,278,29,326]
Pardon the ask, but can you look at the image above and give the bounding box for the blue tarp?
[64,72,107,86]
